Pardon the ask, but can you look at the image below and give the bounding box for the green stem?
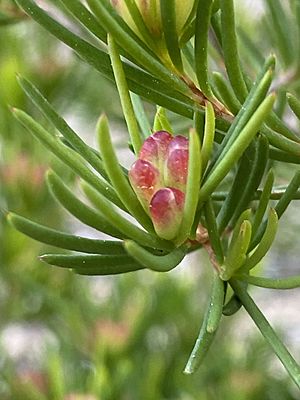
[230,279,300,389]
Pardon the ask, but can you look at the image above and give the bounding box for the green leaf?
[17,75,108,180]
[230,278,300,389]
[194,0,214,98]
[130,93,152,138]
[211,72,241,114]
[265,0,294,67]
[251,170,274,237]
[250,171,300,250]
[107,34,143,154]
[222,293,242,316]
[176,129,202,245]
[217,140,257,234]
[220,0,248,102]
[153,107,174,133]
[229,135,269,227]
[207,57,275,175]
[287,92,300,120]
[40,253,144,275]
[204,198,224,265]
[58,0,107,42]
[81,181,173,251]
[184,275,221,374]
[261,125,300,157]
[238,274,300,290]
[46,170,124,239]
[206,273,225,333]
[220,220,252,281]
[201,102,215,172]
[97,114,154,232]
[12,108,125,210]
[242,209,278,272]
[8,212,126,254]
[122,0,158,51]
[124,241,186,272]
[199,93,276,203]
[160,0,183,72]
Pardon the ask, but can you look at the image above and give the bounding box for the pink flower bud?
[149,187,185,240]
[128,159,161,210]
[164,135,189,192]
[139,131,172,171]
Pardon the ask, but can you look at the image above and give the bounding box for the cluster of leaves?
[3,0,300,390]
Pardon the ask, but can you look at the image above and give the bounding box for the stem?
[230,278,300,389]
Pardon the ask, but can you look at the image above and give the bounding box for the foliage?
[1,0,300,396]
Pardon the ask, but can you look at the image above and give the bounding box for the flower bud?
[111,0,196,43]
[164,135,189,192]
[149,187,185,240]
[139,130,172,173]
[128,159,161,210]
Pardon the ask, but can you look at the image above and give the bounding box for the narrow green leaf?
[153,107,173,133]
[108,34,143,154]
[220,0,248,102]
[262,125,300,157]
[8,212,126,254]
[97,114,154,232]
[269,148,300,164]
[211,72,241,114]
[130,93,152,138]
[222,293,242,316]
[199,94,275,203]
[265,0,294,67]
[47,170,124,239]
[206,273,225,333]
[194,0,214,98]
[82,181,173,251]
[160,0,183,72]
[252,170,274,237]
[266,111,300,143]
[237,274,300,290]
[204,198,224,264]
[220,220,252,280]
[40,254,144,275]
[217,141,257,234]
[287,92,300,120]
[206,57,275,176]
[17,76,109,179]
[184,278,220,374]
[74,264,143,275]
[250,171,300,250]
[242,209,278,272]
[124,241,186,272]
[176,129,202,245]
[230,135,269,227]
[201,102,215,172]
[12,108,125,210]
[230,278,300,389]
[58,0,107,42]
[123,0,158,51]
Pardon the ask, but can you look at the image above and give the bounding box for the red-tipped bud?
[149,187,184,240]
[164,135,189,191]
[129,159,161,210]
[139,131,172,171]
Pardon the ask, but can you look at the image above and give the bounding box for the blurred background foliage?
[0,0,300,399]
